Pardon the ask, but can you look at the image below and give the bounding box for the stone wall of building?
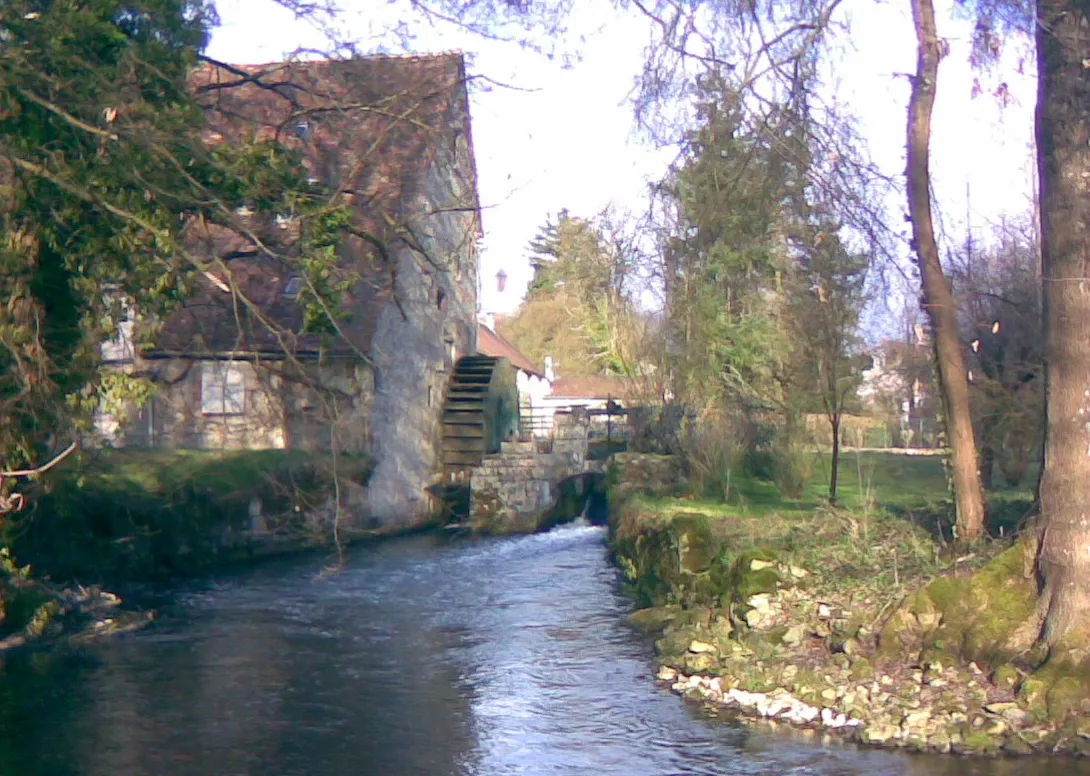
[365,88,480,528]
[97,358,373,454]
[468,413,590,533]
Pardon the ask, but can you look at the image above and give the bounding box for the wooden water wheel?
[440,355,519,472]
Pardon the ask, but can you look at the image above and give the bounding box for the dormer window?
[294,119,311,140]
[283,275,304,298]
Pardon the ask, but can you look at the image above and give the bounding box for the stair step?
[442,415,484,426]
[442,452,483,467]
[443,425,485,439]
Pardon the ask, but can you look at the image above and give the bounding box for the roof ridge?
[211,51,466,70]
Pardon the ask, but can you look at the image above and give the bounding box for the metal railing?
[517,401,631,444]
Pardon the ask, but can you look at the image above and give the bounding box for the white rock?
[750,559,775,571]
[782,623,808,647]
[765,698,791,718]
[728,688,763,708]
[817,603,832,619]
[747,594,772,612]
[743,609,765,629]
[688,640,716,654]
[657,666,678,682]
[797,704,820,723]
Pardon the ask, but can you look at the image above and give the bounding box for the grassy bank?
[617,451,1034,603]
[607,450,1084,757]
[8,448,372,582]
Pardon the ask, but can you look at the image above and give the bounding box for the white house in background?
[474,309,638,439]
[537,373,636,441]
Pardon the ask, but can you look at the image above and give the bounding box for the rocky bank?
[607,452,1090,759]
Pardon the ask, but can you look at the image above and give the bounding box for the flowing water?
[0,524,1083,775]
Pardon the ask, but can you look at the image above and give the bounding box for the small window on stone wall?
[437,288,446,311]
[283,275,304,298]
[201,361,246,415]
[427,385,433,408]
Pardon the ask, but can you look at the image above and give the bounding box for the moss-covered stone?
[877,538,1036,671]
[850,657,875,680]
[609,501,732,608]
[960,729,1001,756]
[991,663,1021,691]
[672,513,719,573]
[656,627,703,666]
[627,606,681,636]
[1045,676,1090,723]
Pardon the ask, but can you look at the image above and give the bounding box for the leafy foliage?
[501,207,642,376]
[0,0,349,470]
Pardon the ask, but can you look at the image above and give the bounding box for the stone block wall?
[468,417,589,533]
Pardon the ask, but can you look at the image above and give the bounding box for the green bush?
[678,411,746,501]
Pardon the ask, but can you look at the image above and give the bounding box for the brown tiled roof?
[477,324,540,374]
[150,53,478,359]
[150,225,388,359]
[550,375,636,400]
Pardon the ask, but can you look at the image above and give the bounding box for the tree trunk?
[829,412,841,506]
[1033,0,1090,648]
[906,0,986,541]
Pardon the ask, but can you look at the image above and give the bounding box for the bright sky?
[206,0,1037,316]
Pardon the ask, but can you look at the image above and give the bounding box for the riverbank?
[0,448,386,653]
[607,451,1090,758]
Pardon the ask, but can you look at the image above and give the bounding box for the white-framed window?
[201,361,246,416]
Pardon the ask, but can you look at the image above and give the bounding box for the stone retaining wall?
[468,413,589,533]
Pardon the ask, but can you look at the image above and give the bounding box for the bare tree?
[906,0,986,540]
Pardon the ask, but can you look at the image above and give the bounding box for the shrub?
[677,409,746,501]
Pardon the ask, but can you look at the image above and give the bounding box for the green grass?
[627,450,1036,599]
[673,451,951,518]
[70,448,321,498]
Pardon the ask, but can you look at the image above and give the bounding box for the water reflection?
[0,526,1085,776]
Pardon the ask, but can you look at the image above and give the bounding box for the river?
[0,524,1083,775]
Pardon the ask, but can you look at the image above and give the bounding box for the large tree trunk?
[1033,0,1090,648]
[906,0,986,541]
